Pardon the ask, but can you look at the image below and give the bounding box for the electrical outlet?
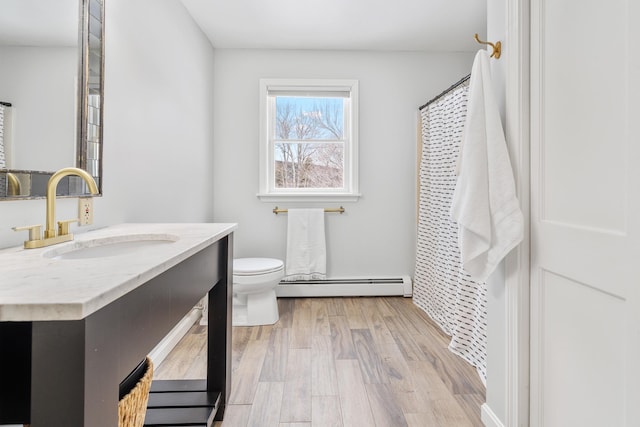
[78,197,93,225]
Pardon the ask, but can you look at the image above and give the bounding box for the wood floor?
[154,297,485,427]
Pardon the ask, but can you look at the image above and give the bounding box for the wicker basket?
[118,357,154,427]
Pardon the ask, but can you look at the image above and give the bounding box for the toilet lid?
[234,258,284,276]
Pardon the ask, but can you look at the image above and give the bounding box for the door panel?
[541,270,625,426]
[530,0,639,425]
[541,0,628,233]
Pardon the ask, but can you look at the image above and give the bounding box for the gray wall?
[211,49,474,278]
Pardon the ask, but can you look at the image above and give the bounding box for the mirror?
[0,0,104,199]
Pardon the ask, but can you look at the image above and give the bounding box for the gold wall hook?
[474,33,502,59]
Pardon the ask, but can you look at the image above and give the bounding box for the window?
[258,79,359,201]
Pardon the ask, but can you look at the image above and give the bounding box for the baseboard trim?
[148,307,202,367]
[481,403,505,427]
[276,276,412,297]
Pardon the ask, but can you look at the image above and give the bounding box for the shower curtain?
[0,104,6,169]
[0,105,6,196]
[414,77,488,381]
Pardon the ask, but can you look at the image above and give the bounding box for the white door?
[530,0,640,426]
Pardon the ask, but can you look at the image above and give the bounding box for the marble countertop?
[0,223,237,321]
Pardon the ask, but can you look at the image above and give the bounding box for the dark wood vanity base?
[0,234,233,427]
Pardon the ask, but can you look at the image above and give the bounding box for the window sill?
[257,192,361,203]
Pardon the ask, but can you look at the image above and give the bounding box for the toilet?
[232,258,283,326]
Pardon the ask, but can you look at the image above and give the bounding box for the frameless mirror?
[0,0,104,199]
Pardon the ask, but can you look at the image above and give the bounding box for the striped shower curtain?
[0,105,5,169]
[0,105,6,196]
[413,78,488,382]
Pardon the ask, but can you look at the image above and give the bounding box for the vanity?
[0,223,236,426]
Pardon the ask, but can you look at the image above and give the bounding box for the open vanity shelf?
[145,380,221,426]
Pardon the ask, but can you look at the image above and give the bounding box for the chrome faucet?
[13,167,99,249]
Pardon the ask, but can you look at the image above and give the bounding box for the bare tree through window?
[274,97,344,189]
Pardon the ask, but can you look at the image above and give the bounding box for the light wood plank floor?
[155,297,485,427]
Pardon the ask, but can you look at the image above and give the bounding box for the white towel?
[450,50,524,282]
[284,209,327,281]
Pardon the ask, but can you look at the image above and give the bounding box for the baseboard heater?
[276,276,412,298]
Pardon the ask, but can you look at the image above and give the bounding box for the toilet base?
[232,289,279,326]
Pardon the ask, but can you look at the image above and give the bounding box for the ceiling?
[0,0,487,52]
[179,0,487,52]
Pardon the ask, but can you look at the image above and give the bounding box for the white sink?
[43,234,180,260]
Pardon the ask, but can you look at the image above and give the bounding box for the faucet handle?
[58,218,79,236]
[13,224,43,242]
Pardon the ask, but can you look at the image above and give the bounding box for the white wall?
[100,0,215,224]
[0,46,77,171]
[211,49,474,278]
[0,0,215,249]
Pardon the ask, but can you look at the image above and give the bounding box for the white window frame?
[257,78,360,202]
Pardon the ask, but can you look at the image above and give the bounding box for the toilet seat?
[234,258,284,276]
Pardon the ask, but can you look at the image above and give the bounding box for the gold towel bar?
[474,33,502,59]
[273,206,345,215]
